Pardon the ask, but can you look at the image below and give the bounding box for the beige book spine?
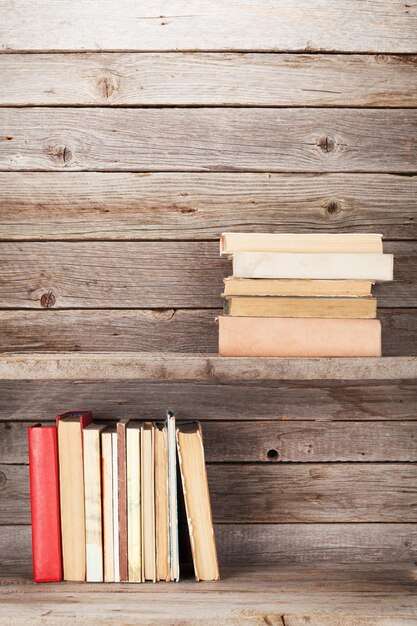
[141,423,156,583]
[101,431,114,583]
[220,232,383,255]
[127,426,141,583]
[58,421,86,582]
[83,425,105,583]
[224,296,377,318]
[155,425,170,582]
[232,252,393,281]
[219,316,381,357]
[223,278,373,297]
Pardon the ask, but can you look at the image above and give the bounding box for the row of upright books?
[29,411,219,583]
[218,233,394,357]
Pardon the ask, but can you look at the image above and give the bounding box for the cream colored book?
[232,252,393,281]
[101,429,114,583]
[176,422,219,581]
[224,296,377,319]
[141,422,156,583]
[219,316,382,357]
[220,232,383,255]
[155,423,170,582]
[111,431,120,583]
[223,278,373,297]
[83,424,106,583]
[126,423,141,583]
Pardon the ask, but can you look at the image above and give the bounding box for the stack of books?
[218,232,394,357]
[28,411,219,583]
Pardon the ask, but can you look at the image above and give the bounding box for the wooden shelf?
[1,565,416,625]
[0,352,415,382]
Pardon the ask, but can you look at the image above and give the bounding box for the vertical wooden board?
[1,1,416,52]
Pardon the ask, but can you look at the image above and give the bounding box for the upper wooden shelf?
[0,353,415,381]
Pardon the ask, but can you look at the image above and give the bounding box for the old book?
[176,422,219,581]
[117,419,129,582]
[141,422,156,582]
[219,316,382,357]
[126,423,141,583]
[155,422,170,582]
[57,411,93,582]
[83,424,106,582]
[232,252,393,281]
[224,296,377,319]
[167,410,179,582]
[223,278,373,297]
[220,232,383,255]
[28,424,62,583]
[111,431,120,582]
[101,428,114,583]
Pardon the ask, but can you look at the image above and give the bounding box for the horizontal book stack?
[219,233,394,357]
[28,411,219,584]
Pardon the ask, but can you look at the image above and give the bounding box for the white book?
[232,252,393,281]
[101,430,114,583]
[220,232,383,255]
[112,431,120,583]
[127,424,141,583]
[83,424,105,583]
[167,411,179,582]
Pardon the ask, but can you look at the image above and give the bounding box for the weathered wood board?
[2,524,417,576]
[1,1,416,52]
[0,241,414,308]
[0,379,415,422]
[1,108,416,172]
[1,173,416,241]
[0,308,415,356]
[2,463,417,524]
[1,53,416,106]
[3,421,417,464]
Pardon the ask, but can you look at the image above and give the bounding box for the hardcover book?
[224,296,377,318]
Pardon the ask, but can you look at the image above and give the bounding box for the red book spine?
[28,425,62,583]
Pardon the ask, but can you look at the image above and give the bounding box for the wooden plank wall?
[0,0,416,576]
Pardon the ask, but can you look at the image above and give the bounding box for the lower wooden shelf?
[0,352,416,381]
[1,565,416,625]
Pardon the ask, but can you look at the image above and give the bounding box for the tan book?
[83,424,106,582]
[224,296,377,319]
[223,278,373,298]
[219,316,381,357]
[111,431,120,582]
[101,428,114,583]
[232,252,394,281]
[176,422,219,581]
[57,411,92,582]
[155,423,170,582]
[126,423,141,583]
[220,232,383,255]
[117,419,129,582]
[141,422,156,582]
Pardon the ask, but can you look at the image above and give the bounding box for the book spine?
[112,432,120,583]
[102,433,114,582]
[117,423,128,582]
[28,425,62,583]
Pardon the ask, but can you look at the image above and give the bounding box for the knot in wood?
[318,136,336,153]
[46,144,73,166]
[40,292,56,308]
[97,74,119,100]
[324,200,342,216]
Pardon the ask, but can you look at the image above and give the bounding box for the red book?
[28,424,62,583]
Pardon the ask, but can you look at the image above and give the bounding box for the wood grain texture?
[0,241,415,308]
[1,1,416,53]
[2,173,416,241]
[1,565,417,624]
[3,421,417,464]
[1,53,416,106]
[2,524,417,576]
[0,353,415,381]
[2,463,417,523]
[1,108,416,172]
[0,308,414,356]
[0,380,415,422]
